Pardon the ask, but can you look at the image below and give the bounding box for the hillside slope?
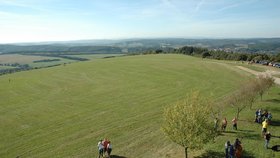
[0,54,273,157]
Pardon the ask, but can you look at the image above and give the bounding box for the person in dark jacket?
[264,131,271,149]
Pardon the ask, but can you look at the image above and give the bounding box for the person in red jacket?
[102,138,109,156]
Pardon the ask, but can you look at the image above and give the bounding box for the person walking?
[229,144,235,158]
[234,138,242,158]
[264,131,271,149]
[225,141,230,158]
[97,140,104,158]
[221,118,227,132]
[102,138,109,157]
[107,141,112,158]
[262,119,268,135]
[255,109,258,123]
[257,109,262,123]
[267,112,272,124]
[232,117,237,130]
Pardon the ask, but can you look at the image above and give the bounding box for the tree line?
[33,59,61,63]
[142,46,280,62]
[0,63,31,75]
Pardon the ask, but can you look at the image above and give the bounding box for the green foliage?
[275,53,280,62]
[226,75,275,118]
[149,45,279,62]
[162,92,217,157]
[201,52,211,58]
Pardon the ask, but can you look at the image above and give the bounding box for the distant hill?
[1,38,280,54]
[0,45,123,55]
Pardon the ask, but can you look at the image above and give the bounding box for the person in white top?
[97,140,104,158]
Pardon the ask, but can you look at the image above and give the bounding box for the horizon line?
[1,36,280,45]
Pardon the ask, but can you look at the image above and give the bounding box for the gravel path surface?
[236,66,280,85]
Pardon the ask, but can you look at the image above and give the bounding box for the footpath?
[236,66,280,85]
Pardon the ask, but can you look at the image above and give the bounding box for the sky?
[0,0,280,43]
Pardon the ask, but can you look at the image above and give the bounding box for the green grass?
[199,86,280,158]
[0,54,279,157]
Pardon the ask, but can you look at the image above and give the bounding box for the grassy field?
[67,54,125,60]
[0,54,75,68]
[0,54,279,158]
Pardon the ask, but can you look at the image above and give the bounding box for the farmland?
[0,54,279,157]
[0,54,75,68]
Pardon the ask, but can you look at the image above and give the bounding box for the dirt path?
[236,66,280,85]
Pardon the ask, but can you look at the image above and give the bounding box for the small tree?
[256,75,274,100]
[227,89,248,119]
[244,78,260,109]
[161,92,217,158]
[227,75,274,117]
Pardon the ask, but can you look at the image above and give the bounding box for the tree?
[201,52,211,58]
[161,92,217,158]
[243,78,261,110]
[155,49,163,54]
[256,75,275,101]
[227,88,248,119]
[227,75,274,117]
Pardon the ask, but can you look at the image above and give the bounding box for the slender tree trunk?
[185,147,188,158]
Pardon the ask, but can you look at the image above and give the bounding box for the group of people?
[98,138,112,158]
[215,117,238,132]
[257,109,273,149]
[255,109,272,124]
[225,138,242,158]
[222,108,275,158]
